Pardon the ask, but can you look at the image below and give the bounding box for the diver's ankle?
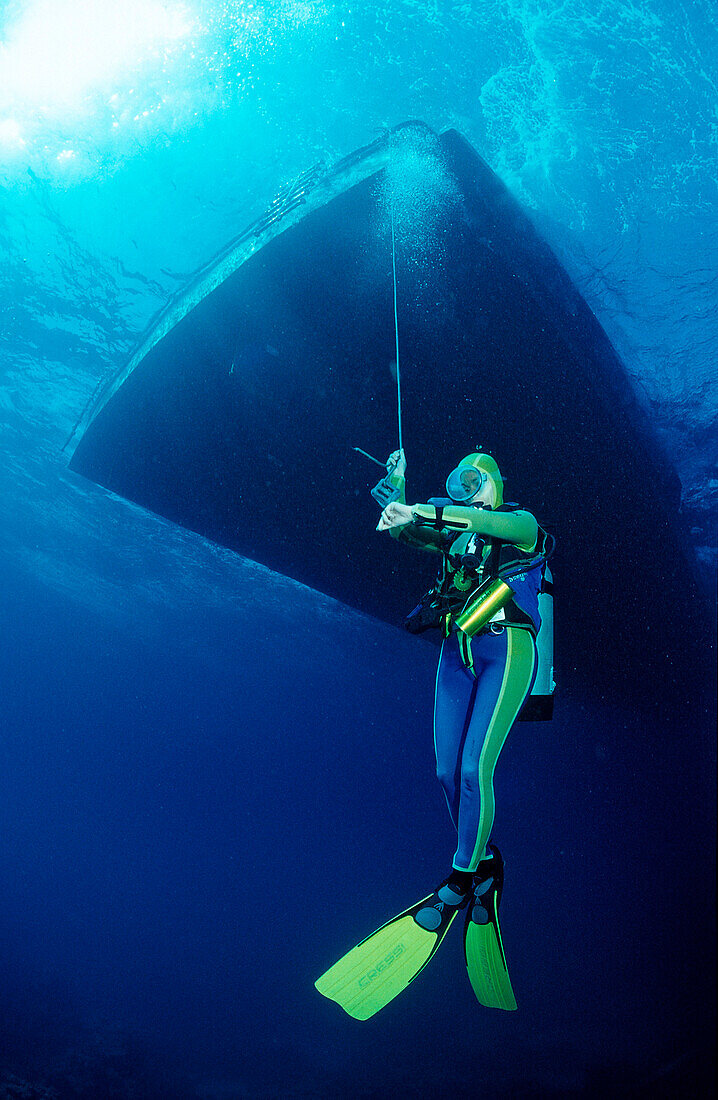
[447,868,473,893]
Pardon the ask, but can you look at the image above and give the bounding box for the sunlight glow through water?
[0,0,193,109]
[0,0,329,175]
[0,0,197,170]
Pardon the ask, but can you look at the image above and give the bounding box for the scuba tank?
[519,564,555,721]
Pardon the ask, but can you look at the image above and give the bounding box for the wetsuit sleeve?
[387,474,446,553]
[411,504,538,552]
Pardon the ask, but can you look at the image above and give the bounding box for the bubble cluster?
[374,126,463,292]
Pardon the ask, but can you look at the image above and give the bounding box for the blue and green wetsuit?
[389,455,542,874]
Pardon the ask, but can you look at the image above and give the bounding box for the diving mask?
[446,464,486,503]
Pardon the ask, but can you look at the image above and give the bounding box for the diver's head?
[445,452,504,508]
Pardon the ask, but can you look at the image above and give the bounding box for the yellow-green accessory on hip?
[455,577,516,637]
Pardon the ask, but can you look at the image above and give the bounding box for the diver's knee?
[459,767,480,798]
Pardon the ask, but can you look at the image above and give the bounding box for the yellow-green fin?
[315,892,461,1020]
[465,919,517,1010]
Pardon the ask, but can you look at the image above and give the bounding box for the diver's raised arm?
[386,449,406,478]
[377,501,413,531]
[410,503,538,552]
[375,453,446,552]
[376,494,446,552]
[379,451,408,539]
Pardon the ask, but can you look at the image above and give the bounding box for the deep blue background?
[1,515,715,1095]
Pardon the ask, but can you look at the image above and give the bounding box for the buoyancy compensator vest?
[404,501,555,721]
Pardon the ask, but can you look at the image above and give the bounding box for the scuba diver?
[315,449,554,1019]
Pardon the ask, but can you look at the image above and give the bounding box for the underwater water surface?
[1,1,716,1097]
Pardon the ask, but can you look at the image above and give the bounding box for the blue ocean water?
[1,2,716,1097]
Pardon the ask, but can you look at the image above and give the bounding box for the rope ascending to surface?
[390,197,403,456]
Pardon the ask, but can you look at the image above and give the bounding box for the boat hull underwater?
[69,122,708,706]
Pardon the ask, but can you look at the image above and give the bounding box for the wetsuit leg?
[433,638,479,830]
[453,629,536,871]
